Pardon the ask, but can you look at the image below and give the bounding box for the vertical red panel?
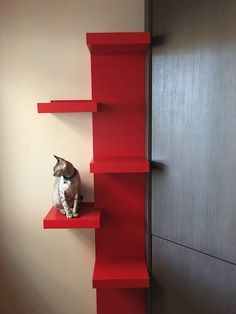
[88,32,150,314]
[94,174,146,260]
[91,53,146,158]
[97,289,146,314]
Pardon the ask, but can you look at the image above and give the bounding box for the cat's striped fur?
[52,155,82,218]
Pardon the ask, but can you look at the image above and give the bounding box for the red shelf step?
[87,32,150,54]
[43,202,101,229]
[37,100,98,113]
[90,157,150,173]
[93,258,149,288]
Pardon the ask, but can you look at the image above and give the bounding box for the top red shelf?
[86,32,150,55]
[37,100,98,113]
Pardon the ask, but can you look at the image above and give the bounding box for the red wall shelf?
[43,202,101,229]
[93,259,149,288]
[37,100,98,113]
[38,31,150,314]
[90,157,150,173]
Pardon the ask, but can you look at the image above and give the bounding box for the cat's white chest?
[52,177,71,207]
[59,176,71,191]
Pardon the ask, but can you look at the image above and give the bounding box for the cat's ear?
[54,155,63,162]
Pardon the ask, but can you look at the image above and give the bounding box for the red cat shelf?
[39,32,150,314]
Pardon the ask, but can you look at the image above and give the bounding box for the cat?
[52,155,82,218]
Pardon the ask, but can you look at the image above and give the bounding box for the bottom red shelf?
[43,202,101,229]
[93,258,149,288]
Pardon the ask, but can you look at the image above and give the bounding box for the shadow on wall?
[0,227,95,314]
[0,247,54,314]
[51,113,93,137]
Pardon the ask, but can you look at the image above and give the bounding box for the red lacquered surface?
[93,259,149,288]
[90,157,150,173]
[96,289,146,314]
[37,100,97,113]
[87,32,150,54]
[94,173,146,259]
[91,53,147,158]
[88,32,150,313]
[43,202,101,229]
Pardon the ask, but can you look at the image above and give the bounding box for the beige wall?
[0,1,144,313]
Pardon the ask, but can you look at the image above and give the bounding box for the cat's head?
[53,155,72,177]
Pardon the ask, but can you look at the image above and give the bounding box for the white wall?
[0,1,144,313]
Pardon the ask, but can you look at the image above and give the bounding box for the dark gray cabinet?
[150,0,236,312]
[152,237,236,314]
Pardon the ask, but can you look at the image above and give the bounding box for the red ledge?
[43,202,101,229]
[90,157,150,173]
[86,32,150,54]
[37,100,98,113]
[93,258,149,288]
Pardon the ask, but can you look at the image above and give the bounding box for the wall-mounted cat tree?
[38,32,150,314]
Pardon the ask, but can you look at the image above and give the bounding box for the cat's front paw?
[72,212,79,218]
[66,213,73,219]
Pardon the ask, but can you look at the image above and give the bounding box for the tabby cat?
[52,155,82,218]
